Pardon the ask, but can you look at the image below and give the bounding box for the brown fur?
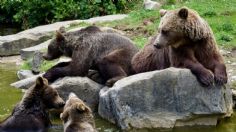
[132,35,170,73]
[43,26,138,86]
[132,7,227,87]
[60,93,96,132]
[0,77,65,131]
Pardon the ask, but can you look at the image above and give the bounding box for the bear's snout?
[58,101,65,108]
[55,97,65,108]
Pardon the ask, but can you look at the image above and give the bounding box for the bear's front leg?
[43,63,71,83]
[183,59,214,87]
[43,67,68,83]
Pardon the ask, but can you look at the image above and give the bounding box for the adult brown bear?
[43,26,138,86]
[132,7,227,87]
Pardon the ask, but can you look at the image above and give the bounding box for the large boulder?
[0,33,50,56]
[20,39,51,60]
[98,68,233,130]
[51,77,104,112]
[17,70,35,80]
[11,73,44,89]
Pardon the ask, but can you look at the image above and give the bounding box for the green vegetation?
[21,59,57,72]
[0,0,139,29]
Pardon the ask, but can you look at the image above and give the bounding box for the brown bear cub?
[0,77,65,132]
[43,26,138,86]
[60,93,96,132]
[132,7,227,87]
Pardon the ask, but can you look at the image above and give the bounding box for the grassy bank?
[95,0,236,49]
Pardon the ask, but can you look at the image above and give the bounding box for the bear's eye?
[161,30,169,35]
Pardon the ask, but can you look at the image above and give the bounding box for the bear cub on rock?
[60,93,96,132]
[43,26,138,87]
[132,7,227,87]
[0,77,65,132]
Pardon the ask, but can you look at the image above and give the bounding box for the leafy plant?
[0,0,138,29]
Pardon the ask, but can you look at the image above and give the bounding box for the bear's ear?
[36,76,48,88]
[59,26,66,34]
[76,103,86,111]
[36,76,45,87]
[178,7,188,19]
[159,9,167,17]
[56,31,65,42]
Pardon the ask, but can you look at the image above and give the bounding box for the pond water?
[0,63,236,132]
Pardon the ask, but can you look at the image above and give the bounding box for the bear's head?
[32,77,65,109]
[154,7,212,49]
[43,27,66,60]
[60,93,93,124]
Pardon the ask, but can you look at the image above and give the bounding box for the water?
[1,64,236,132]
[0,64,23,120]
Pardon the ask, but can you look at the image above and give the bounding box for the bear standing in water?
[132,7,227,87]
[43,26,138,86]
[0,77,65,131]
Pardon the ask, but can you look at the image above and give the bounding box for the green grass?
[95,0,236,49]
[21,59,57,72]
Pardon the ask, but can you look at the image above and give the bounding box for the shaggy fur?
[43,26,138,86]
[60,93,96,132]
[132,36,170,73]
[0,77,65,132]
[132,7,227,86]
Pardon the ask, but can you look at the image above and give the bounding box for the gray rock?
[98,68,233,130]
[31,51,43,74]
[0,33,50,56]
[17,70,34,80]
[11,73,44,89]
[1,14,128,56]
[84,14,127,24]
[20,39,51,60]
[51,77,104,112]
[144,0,161,10]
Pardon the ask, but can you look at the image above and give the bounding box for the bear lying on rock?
[43,26,138,86]
[0,77,65,131]
[132,7,227,87]
[60,93,96,132]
